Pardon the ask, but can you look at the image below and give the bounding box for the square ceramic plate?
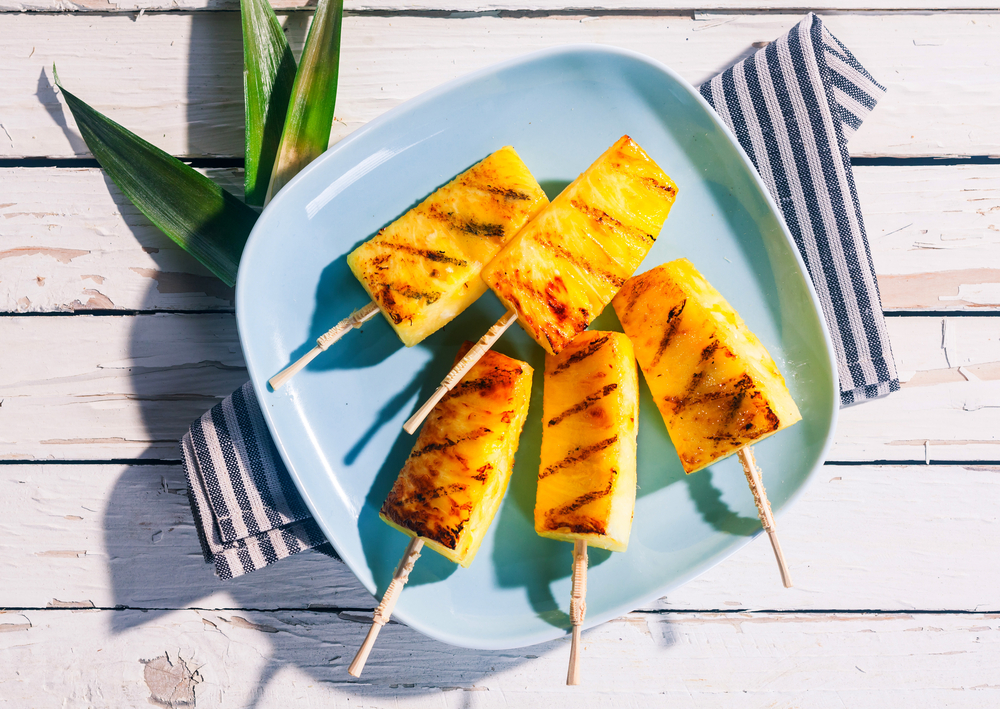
[236,45,838,650]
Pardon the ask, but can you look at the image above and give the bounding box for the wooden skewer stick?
[269,301,381,391]
[348,536,424,678]
[567,539,588,686]
[403,310,519,434]
[737,447,792,588]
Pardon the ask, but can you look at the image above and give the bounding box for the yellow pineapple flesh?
[612,258,801,474]
[380,345,533,566]
[482,136,677,355]
[348,147,548,347]
[535,331,639,552]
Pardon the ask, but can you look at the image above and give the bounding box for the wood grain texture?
[3,164,999,313]
[2,13,997,159]
[1,314,998,461]
[835,316,1000,461]
[0,314,247,460]
[5,0,1000,11]
[2,463,997,612]
[0,3,997,704]
[1,608,998,707]
[0,167,243,312]
[860,166,1000,311]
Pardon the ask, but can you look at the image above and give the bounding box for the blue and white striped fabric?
[182,13,898,578]
[181,382,338,579]
[699,13,899,405]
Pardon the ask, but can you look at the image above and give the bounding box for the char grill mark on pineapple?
[547,383,618,427]
[651,298,687,366]
[664,388,725,414]
[473,464,492,482]
[569,199,656,245]
[706,393,780,445]
[535,234,627,289]
[542,476,616,534]
[641,175,678,198]
[424,204,506,243]
[381,483,470,551]
[491,269,586,334]
[665,367,741,415]
[539,435,619,480]
[485,185,533,201]
[544,277,570,322]
[552,334,611,374]
[542,515,607,536]
[452,366,518,396]
[377,286,441,324]
[722,374,752,424]
[390,482,467,508]
[376,285,441,324]
[385,282,442,305]
[461,220,505,239]
[374,240,469,268]
[621,276,655,315]
[411,426,492,458]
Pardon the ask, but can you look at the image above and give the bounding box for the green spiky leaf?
[242,0,297,206]
[55,67,258,287]
[266,0,344,202]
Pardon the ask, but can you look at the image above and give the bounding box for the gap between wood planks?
[1,605,997,614]
[4,7,1000,16]
[3,309,236,316]
[2,458,1000,465]
[4,157,999,168]
[12,310,1000,318]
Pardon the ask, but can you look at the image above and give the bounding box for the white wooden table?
[2,3,999,706]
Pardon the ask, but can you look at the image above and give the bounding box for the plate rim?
[236,43,840,650]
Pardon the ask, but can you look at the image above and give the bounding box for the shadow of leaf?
[37,68,88,155]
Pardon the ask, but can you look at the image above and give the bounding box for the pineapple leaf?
[242,0,297,206]
[54,66,259,288]
[266,0,344,203]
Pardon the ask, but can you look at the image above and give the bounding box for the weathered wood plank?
[834,316,1000,461]
[2,13,997,159]
[2,463,998,613]
[0,314,247,460]
[5,0,1000,12]
[3,164,998,313]
[1,314,999,461]
[860,166,1000,311]
[0,463,375,610]
[0,167,243,313]
[1,608,997,707]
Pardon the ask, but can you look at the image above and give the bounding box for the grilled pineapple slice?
[380,345,533,566]
[535,331,639,552]
[612,259,801,474]
[482,136,677,355]
[348,147,548,347]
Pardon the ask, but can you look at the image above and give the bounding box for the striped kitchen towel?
[699,12,899,405]
[181,382,339,579]
[183,13,896,578]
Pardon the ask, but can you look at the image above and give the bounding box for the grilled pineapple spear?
[404,135,677,433]
[536,331,639,685]
[612,258,801,587]
[485,135,677,354]
[270,147,548,389]
[348,344,533,677]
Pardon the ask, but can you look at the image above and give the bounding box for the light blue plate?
[236,45,838,651]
